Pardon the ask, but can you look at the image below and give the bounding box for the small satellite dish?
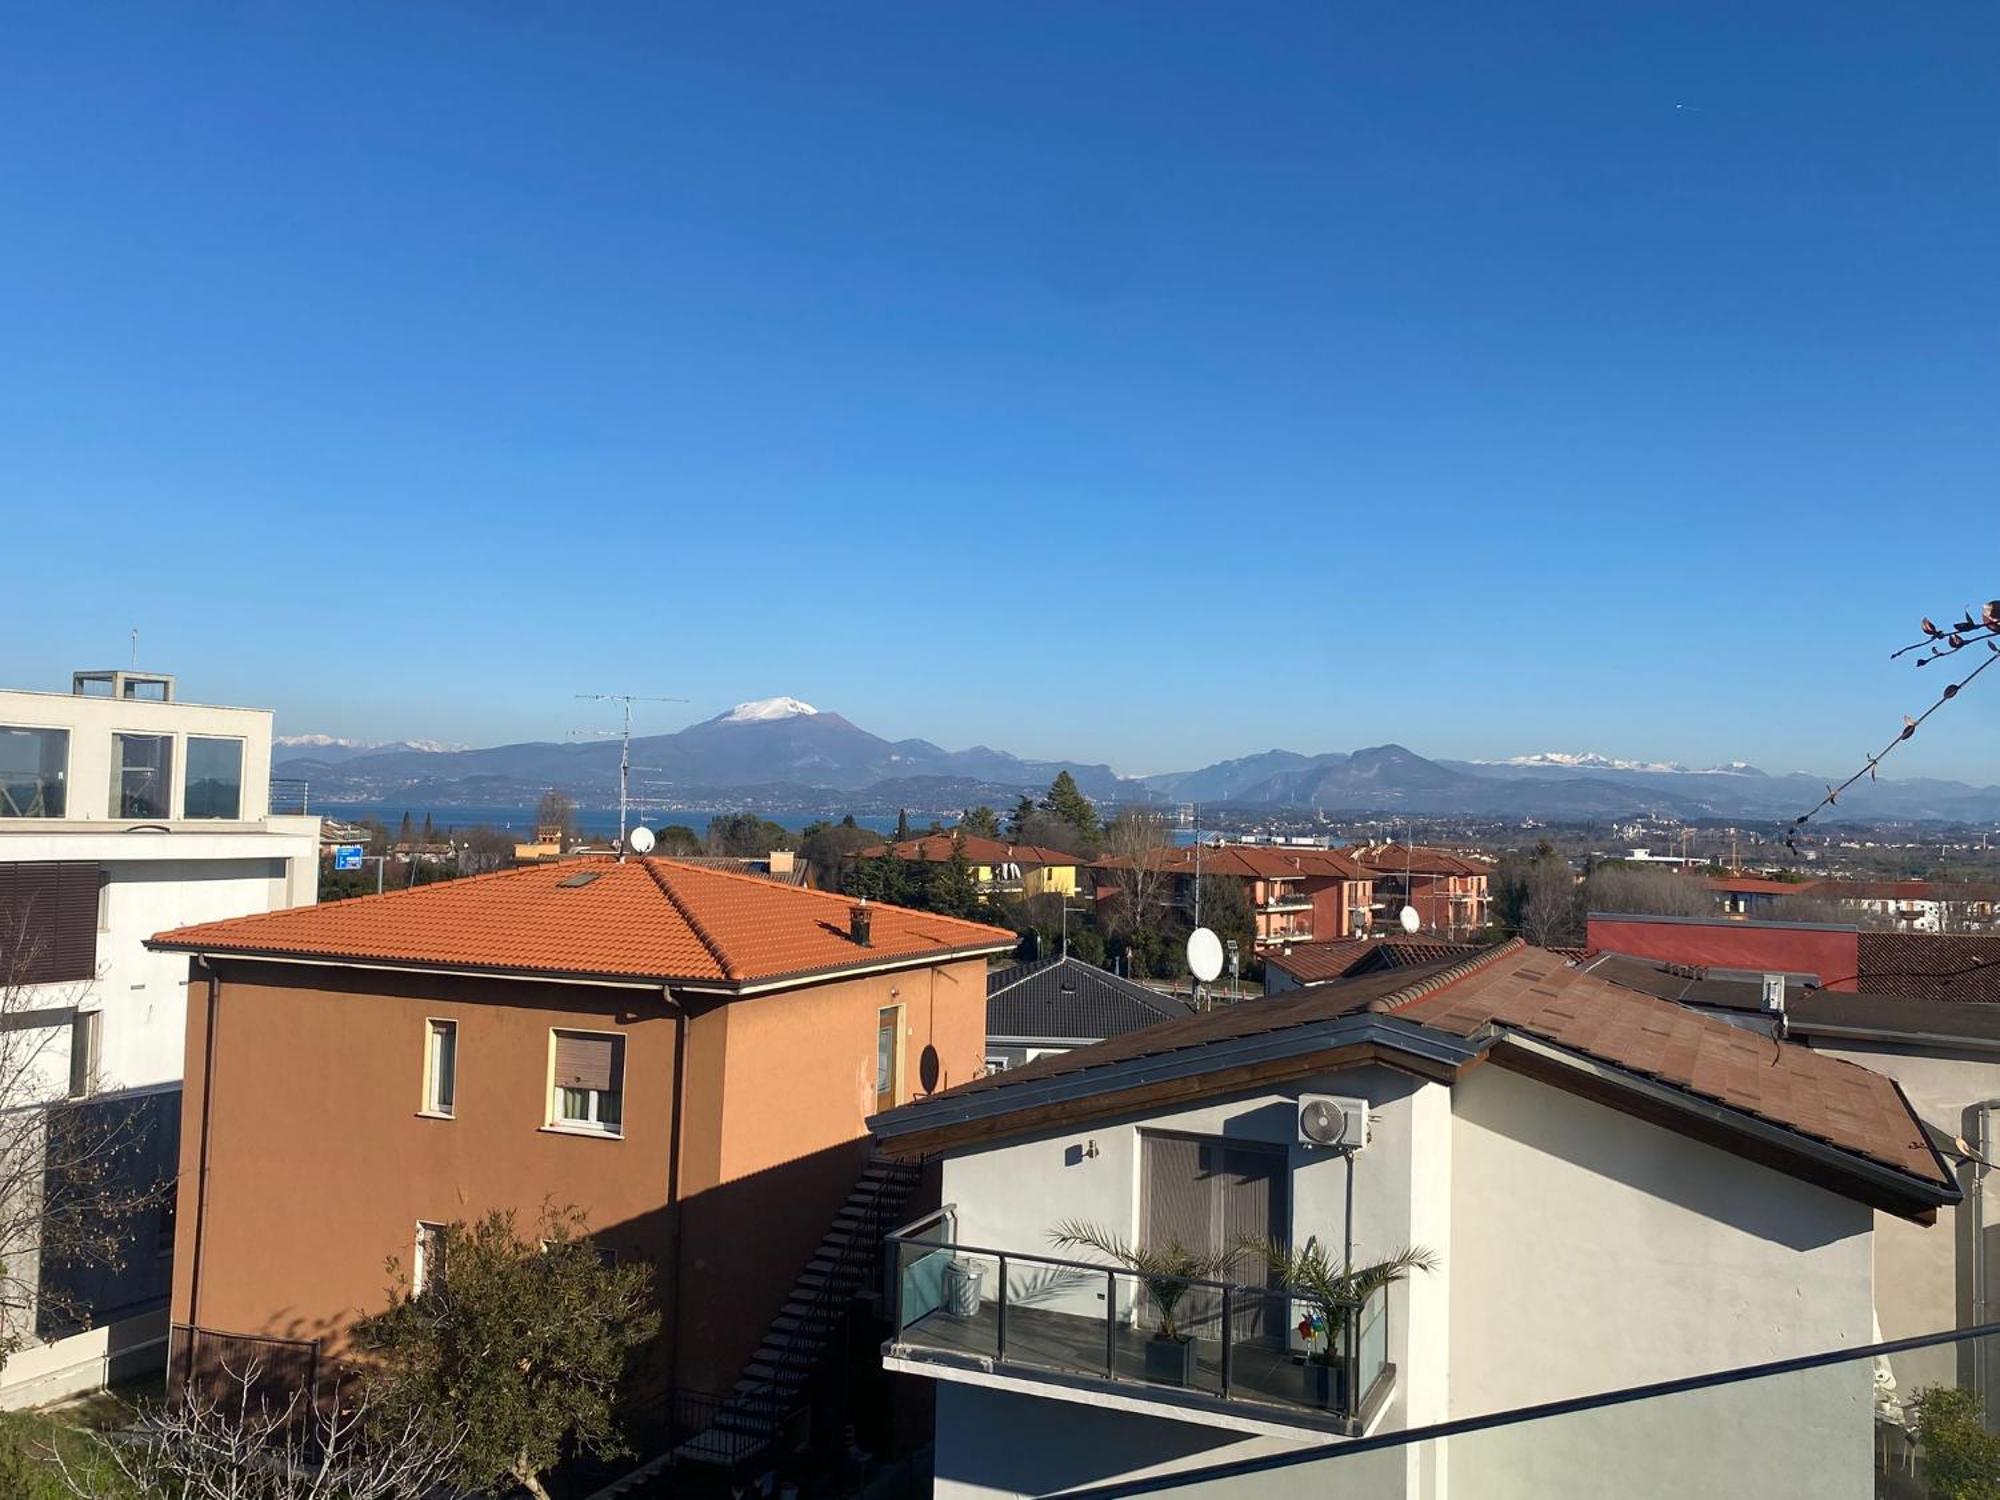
[627,825,656,855]
[1398,905,1421,935]
[1187,927,1224,983]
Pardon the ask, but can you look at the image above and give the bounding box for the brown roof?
[877,940,1949,1206]
[1857,932,2000,1004]
[857,833,1082,868]
[149,857,1015,990]
[1349,843,1493,879]
[1095,845,1369,881]
[1264,937,1486,985]
[1827,880,2000,904]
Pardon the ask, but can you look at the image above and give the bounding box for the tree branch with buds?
[1787,600,2000,854]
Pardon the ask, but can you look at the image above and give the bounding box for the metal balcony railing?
[885,1231,1388,1431]
[1259,891,1313,912]
[269,779,311,815]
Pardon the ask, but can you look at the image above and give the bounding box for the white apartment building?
[869,942,1956,1499]
[0,669,320,1406]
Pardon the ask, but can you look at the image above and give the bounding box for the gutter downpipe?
[187,959,220,1337]
[665,985,689,1395]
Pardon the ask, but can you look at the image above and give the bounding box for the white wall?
[917,1060,1885,1500]
[1444,1064,1875,1499]
[0,687,276,823]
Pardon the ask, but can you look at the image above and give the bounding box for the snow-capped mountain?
[274,735,463,764]
[1472,751,1766,777]
[712,696,819,724]
[1479,751,1693,774]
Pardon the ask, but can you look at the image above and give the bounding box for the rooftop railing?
[885,1228,1388,1433]
[269,779,311,815]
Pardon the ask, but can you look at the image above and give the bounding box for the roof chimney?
[850,900,873,947]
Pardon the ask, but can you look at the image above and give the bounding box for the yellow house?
[858,832,1084,901]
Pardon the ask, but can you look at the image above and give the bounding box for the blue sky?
[3,3,1997,780]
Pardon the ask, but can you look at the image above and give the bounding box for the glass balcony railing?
[886,1228,1387,1432]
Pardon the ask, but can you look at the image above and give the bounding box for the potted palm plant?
[1050,1221,1240,1388]
[1244,1236,1438,1409]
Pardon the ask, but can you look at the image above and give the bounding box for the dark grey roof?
[987,955,1194,1044]
[1790,990,2000,1051]
[1583,952,1815,1014]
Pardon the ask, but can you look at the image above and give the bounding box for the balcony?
[269,779,311,816]
[884,1216,1391,1435]
[1259,890,1314,913]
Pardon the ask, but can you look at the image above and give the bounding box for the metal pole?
[996,1254,1008,1365]
[1220,1285,1233,1398]
[1106,1270,1118,1376]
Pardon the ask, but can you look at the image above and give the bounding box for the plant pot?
[1145,1335,1198,1387]
[1301,1358,1344,1409]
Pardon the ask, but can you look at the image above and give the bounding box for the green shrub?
[1912,1385,2000,1500]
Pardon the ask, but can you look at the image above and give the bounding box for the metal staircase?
[587,1154,921,1498]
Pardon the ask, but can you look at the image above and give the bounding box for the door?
[1141,1134,1287,1342]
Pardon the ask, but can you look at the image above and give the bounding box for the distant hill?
[276,702,2000,822]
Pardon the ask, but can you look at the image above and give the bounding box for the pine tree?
[930,831,979,918]
[1039,771,1100,841]
[894,808,911,843]
[1007,796,1035,841]
[963,805,1001,839]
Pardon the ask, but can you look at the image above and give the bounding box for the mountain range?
[275,697,2000,823]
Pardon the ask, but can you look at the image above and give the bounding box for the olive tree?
[353,1205,659,1500]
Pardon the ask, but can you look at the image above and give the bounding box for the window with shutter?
[550,1030,623,1134]
[0,862,101,987]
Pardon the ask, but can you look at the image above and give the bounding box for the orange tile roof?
[1095,846,1370,881]
[149,857,1015,989]
[1349,843,1493,878]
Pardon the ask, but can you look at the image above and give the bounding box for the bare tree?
[0,900,165,1369]
[1583,865,1714,921]
[1100,809,1175,937]
[52,1365,465,1500]
[1520,861,1581,948]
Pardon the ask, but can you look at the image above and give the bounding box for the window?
[551,1030,623,1134]
[876,1007,901,1113]
[414,1221,448,1294]
[423,1019,457,1116]
[0,727,67,818]
[68,1010,101,1098]
[110,734,173,819]
[183,737,243,819]
[0,862,101,987]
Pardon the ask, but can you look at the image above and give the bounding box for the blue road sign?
[333,844,364,871]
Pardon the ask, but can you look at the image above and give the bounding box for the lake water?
[315,803,907,839]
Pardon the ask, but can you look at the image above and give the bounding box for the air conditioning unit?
[1298,1095,1369,1152]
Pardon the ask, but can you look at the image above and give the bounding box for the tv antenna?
[575,693,689,859]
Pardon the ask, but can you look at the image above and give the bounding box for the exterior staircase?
[587,1153,921,1497]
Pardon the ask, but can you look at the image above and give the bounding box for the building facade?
[0,670,320,1406]
[150,860,1013,1413]
[870,942,1951,1499]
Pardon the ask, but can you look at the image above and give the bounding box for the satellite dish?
[627,825,656,855]
[1187,927,1224,983]
[1398,905,1421,934]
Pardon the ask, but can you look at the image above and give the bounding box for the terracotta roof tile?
[1264,938,1484,985]
[149,857,1015,987]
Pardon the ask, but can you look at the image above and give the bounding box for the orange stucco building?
[149,858,1012,1398]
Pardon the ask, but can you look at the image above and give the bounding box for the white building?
[0,669,320,1405]
[869,941,1955,1499]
